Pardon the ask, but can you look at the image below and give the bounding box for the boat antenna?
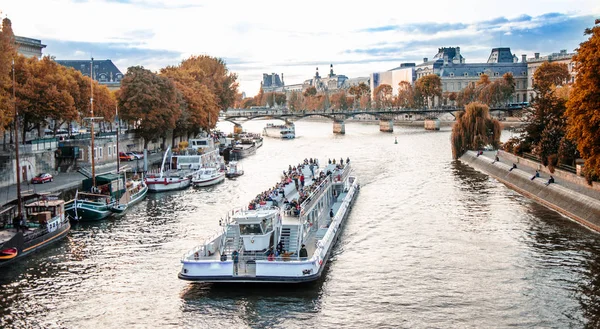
[90,57,96,188]
[12,58,23,222]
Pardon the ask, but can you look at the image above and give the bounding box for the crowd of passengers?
[246,157,350,215]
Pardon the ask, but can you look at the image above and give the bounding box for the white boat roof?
[233,208,278,223]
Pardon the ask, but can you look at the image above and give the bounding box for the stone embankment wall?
[460,151,600,232]
[497,150,600,192]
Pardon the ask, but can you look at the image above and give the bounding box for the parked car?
[32,173,53,184]
[127,152,143,160]
[119,152,134,161]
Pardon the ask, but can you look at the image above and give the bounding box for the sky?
[2,0,599,97]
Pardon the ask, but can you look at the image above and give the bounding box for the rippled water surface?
[2,120,600,328]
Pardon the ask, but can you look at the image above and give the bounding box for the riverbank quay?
[460,150,600,232]
[0,152,164,204]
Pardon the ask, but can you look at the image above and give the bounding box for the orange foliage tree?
[373,84,393,108]
[415,74,442,108]
[566,19,600,182]
[119,66,180,149]
[0,18,17,131]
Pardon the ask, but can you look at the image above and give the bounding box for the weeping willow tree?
[451,102,502,159]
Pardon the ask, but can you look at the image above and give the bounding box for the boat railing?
[299,176,332,213]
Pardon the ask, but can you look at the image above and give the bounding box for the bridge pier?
[379,119,393,132]
[333,120,345,134]
[424,119,440,130]
[233,124,244,134]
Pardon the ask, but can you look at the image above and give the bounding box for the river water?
[1,120,600,328]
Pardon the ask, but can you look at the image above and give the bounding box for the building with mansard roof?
[371,46,530,104]
[55,59,124,91]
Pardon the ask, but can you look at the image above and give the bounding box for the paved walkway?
[0,153,165,204]
[482,150,600,201]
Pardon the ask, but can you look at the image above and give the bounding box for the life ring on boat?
[250,237,255,244]
[319,260,323,265]
[194,252,199,260]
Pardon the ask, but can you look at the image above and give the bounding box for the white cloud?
[3,0,599,96]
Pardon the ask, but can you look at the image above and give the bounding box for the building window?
[113,146,117,156]
[449,72,454,77]
[494,72,499,77]
[79,150,84,161]
[457,82,461,89]
[522,71,527,76]
[516,81,520,89]
[99,147,103,158]
[450,82,454,91]
[443,83,447,91]
[108,146,112,156]
[516,94,520,102]
[464,72,468,77]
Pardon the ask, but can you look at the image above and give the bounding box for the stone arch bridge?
[220,106,523,134]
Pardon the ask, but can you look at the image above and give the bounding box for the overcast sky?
[2,0,599,96]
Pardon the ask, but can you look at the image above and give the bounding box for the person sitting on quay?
[509,163,517,172]
[531,170,540,181]
[492,155,500,164]
[545,176,555,186]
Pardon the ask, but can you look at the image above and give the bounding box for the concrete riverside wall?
[497,150,600,192]
[460,151,600,232]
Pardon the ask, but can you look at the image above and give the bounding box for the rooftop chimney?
[534,53,540,59]
[522,54,527,63]
[423,57,428,63]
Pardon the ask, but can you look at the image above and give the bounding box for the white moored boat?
[192,167,225,187]
[263,123,295,139]
[145,147,191,192]
[179,158,359,283]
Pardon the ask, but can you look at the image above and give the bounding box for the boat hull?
[192,174,225,187]
[65,201,113,221]
[146,177,191,192]
[179,175,359,283]
[0,220,71,268]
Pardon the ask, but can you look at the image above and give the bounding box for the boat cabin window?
[240,223,263,235]
[262,218,273,232]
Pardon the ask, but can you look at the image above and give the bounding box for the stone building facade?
[371,46,529,105]
[526,49,576,100]
[15,36,46,58]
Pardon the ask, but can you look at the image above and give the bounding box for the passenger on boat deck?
[277,240,284,255]
[328,159,332,164]
[299,244,308,258]
[332,159,336,164]
[330,208,334,220]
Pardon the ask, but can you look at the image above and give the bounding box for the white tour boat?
[179,158,359,283]
[263,123,295,139]
[192,167,225,187]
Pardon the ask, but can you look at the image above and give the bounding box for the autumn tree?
[161,59,221,134]
[264,92,286,107]
[373,84,392,109]
[396,81,415,108]
[348,82,370,108]
[303,86,317,98]
[415,74,442,108]
[288,91,302,111]
[0,18,17,131]
[119,66,180,149]
[13,56,82,141]
[451,102,502,159]
[521,62,570,166]
[330,91,350,111]
[566,19,600,182]
[241,97,256,108]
